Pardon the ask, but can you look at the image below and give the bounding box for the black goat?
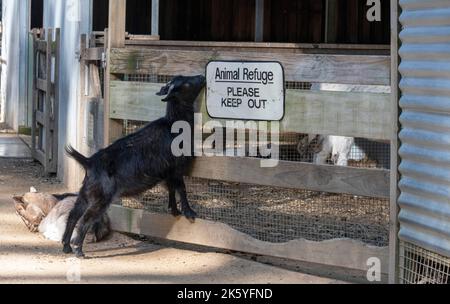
[62,75,205,257]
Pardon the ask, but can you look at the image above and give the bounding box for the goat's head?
[156,75,206,105]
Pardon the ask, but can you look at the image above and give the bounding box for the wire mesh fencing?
[122,177,389,246]
[399,241,450,284]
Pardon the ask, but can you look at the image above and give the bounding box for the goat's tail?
[65,145,91,169]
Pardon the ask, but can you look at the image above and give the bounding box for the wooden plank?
[190,156,390,198]
[35,40,47,53]
[109,80,391,140]
[110,81,165,121]
[105,2,128,145]
[127,35,160,41]
[120,40,390,51]
[283,90,391,140]
[44,29,53,174]
[36,78,47,92]
[36,111,44,125]
[389,0,400,284]
[81,47,104,61]
[108,205,389,273]
[90,64,102,98]
[109,48,390,85]
[33,149,45,165]
[108,0,127,48]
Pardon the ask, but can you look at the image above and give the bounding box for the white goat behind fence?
[299,83,391,167]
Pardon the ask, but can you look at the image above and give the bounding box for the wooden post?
[104,0,127,146]
[389,0,400,284]
[151,0,159,36]
[255,0,264,42]
[108,0,127,48]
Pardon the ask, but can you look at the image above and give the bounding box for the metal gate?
[30,28,60,174]
[398,0,450,284]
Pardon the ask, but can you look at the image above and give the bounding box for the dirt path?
[0,137,345,284]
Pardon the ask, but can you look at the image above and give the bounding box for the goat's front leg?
[167,184,181,217]
[173,177,197,221]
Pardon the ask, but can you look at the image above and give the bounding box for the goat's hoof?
[73,245,85,258]
[170,208,182,217]
[182,209,197,222]
[63,244,73,254]
[74,250,85,259]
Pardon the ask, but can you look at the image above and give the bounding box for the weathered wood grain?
[35,40,47,53]
[190,156,390,198]
[36,111,44,125]
[108,205,389,273]
[109,80,391,140]
[109,81,166,121]
[109,47,390,85]
[36,78,47,92]
[81,47,104,61]
[284,90,391,140]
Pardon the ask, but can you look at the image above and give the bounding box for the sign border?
[205,60,286,122]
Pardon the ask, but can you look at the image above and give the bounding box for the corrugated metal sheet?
[398,0,450,258]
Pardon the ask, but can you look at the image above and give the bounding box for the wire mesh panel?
[122,177,389,246]
[399,241,450,284]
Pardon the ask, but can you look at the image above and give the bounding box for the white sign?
[206,61,285,121]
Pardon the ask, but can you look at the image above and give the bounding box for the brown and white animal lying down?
[13,189,111,243]
[297,83,391,167]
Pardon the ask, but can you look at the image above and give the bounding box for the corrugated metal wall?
[398,0,450,258]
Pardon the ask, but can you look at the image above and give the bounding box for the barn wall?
[263,0,325,43]
[333,0,390,44]
[91,0,390,44]
[42,0,92,189]
[0,0,30,130]
[398,0,450,258]
[92,0,154,34]
[159,0,255,41]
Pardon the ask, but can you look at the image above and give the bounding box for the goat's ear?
[157,83,177,102]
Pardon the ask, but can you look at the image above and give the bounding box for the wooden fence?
[31,28,60,174]
[83,1,394,274]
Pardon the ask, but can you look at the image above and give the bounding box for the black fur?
[62,75,205,257]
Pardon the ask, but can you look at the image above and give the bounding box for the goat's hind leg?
[72,194,113,258]
[62,196,88,254]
